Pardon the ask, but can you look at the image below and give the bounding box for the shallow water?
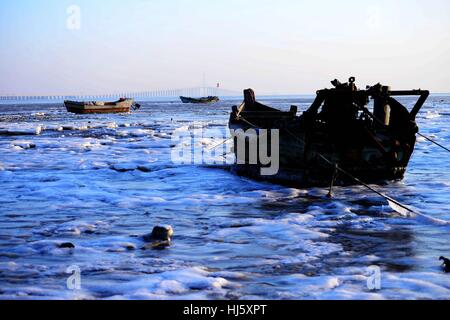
[0,96,449,300]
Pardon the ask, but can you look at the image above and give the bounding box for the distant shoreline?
[0,95,317,105]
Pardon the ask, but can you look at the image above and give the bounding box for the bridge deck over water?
[0,87,240,102]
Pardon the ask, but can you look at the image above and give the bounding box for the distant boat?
[180,96,219,104]
[64,98,135,114]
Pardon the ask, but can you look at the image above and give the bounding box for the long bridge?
[0,86,241,102]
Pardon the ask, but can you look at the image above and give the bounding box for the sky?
[0,0,449,95]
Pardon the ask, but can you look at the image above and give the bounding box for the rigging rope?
[209,137,232,152]
[209,116,272,152]
[417,133,450,153]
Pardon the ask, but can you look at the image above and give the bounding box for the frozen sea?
[0,96,449,300]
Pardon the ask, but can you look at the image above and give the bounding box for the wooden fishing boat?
[229,78,429,187]
[180,96,220,104]
[64,98,135,114]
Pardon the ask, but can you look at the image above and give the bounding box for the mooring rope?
[209,116,272,152]
[316,154,415,216]
[417,133,450,152]
[209,137,233,152]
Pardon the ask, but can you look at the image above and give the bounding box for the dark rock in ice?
[141,226,174,250]
[440,256,450,273]
[107,243,137,252]
[110,165,135,173]
[137,166,152,173]
[143,226,174,242]
[141,240,171,251]
[0,131,28,136]
[58,242,75,249]
[13,142,36,149]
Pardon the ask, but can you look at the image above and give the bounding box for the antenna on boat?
[202,72,206,97]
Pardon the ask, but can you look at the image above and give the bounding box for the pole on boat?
[327,164,339,198]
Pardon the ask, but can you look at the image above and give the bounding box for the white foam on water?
[36,220,111,237]
[206,213,344,269]
[82,267,237,300]
[0,123,44,135]
[117,128,154,138]
[412,211,450,226]
[0,98,449,300]
[425,111,441,119]
[247,267,450,300]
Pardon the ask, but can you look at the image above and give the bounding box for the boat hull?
[229,125,409,187]
[180,96,219,104]
[64,99,134,114]
[228,82,428,187]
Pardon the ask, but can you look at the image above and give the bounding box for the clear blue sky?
[0,0,449,95]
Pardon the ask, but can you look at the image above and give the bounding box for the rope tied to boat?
[209,137,233,152]
[417,133,450,152]
[209,115,273,152]
[316,154,416,217]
